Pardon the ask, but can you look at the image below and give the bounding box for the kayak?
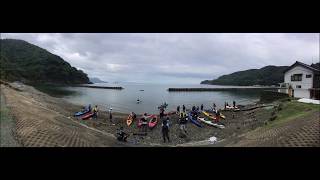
[188,112,202,127]
[202,111,218,121]
[74,109,90,117]
[220,113,226,119]
[81,112,94,120]
[225,106,240,111]
[148,115,158,129]
[127,115,134,126]
[197,117,225,129]
[138,114,153,127]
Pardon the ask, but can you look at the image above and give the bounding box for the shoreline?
[168,87,286,92]
[1,82,279,147]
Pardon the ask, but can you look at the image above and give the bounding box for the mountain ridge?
[0,39,91,85]
[201,65,289,86]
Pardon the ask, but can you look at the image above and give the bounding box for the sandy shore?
[1,82,278,147]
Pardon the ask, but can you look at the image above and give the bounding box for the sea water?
[62,82,261,114]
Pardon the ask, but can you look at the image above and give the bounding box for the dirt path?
[1,84,125,147]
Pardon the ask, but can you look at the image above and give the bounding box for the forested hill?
[201,65,289,86]
[0,39,90,84]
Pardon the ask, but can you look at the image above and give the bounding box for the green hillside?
[201,65,289,86]
[0,39,90,84]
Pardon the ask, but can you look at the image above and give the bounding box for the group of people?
[81,104,116,124]
[82,104,99,119]
[176,104,187,113]
[84,101,237,143]
[224,101,237,109]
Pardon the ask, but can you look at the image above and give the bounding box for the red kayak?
[148,115,158,129]
[81,112,94,120]
[138,118,143,127]
[138,114,154,127]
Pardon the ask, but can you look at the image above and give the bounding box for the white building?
[282,61,320,99]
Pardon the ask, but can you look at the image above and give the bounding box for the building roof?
[284,61,320,73]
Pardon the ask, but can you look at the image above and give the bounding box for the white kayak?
[197,117,225,129]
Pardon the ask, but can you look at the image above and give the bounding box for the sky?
[1,33,319,84]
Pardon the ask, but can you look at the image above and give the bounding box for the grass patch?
[266,100,319,128]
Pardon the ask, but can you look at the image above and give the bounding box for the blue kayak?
[74,109,90,117]
[188,112,203,127]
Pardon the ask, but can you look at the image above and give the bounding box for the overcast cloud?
[1,33,319,84]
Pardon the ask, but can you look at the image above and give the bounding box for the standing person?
[213,103,216,110]
[81,106,86,112]
[109,107,114,124]
[162,117,170,143]
[182,104,186,112]
[88,104,92,112]
[224,102,227,110]
[177,105,180,113]
[233,101,236,108]
[109,110,113,123]
[93,105,98,119]
[179,113,187,134]
[215,110,220,123]
[132,112,137,120]
[159,107,165,119]
[200,104,204,111]
[142,113,148,133]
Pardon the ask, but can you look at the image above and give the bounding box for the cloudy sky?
[1,33,319,84]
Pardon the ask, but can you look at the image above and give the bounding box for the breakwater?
[167,87,285,92]
[74,85,123,90]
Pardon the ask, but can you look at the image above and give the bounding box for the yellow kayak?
[203,111,226,119]
[220,113,226,119]
[202,111,217,120]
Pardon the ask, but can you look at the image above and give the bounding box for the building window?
[306,74,312,78]
[291,74,302,81]
[296,85,301,88]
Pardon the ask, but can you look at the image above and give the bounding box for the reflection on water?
[62,83,261,114]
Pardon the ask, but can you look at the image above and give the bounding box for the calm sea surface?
[62,83,262,114]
